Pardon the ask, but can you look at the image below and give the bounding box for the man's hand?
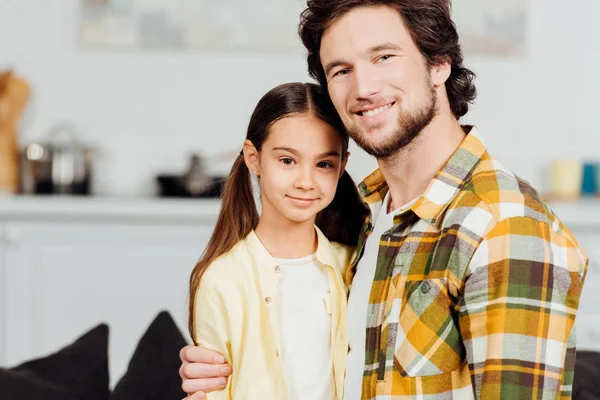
[179,345,232,399]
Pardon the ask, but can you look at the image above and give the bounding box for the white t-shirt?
[344,193,417,400]
[274,253,336,400]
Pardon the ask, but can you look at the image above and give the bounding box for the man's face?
[320,5,438,158]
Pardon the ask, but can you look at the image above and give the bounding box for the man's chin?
[351,130,398,149]
[352,131,408,158]
[364,145,399,159]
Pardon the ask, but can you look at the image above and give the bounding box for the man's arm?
[182,281,234,399]
[179,345,231,399]
[459,216,587,399]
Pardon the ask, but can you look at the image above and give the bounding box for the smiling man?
[179,1,588,399]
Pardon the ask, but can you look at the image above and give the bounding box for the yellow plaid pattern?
[349,127,588,399]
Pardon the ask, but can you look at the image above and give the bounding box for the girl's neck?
[254,217,317,259]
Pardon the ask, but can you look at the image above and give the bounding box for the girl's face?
[246,113,348,226]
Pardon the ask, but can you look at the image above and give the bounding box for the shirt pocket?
[394,278,465,377]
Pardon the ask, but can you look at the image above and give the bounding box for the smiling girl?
[188,82,366,400]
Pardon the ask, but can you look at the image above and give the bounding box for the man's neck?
[378,114,466,211]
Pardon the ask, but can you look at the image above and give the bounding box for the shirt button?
[275,349,280,357]
[265,296,272,304]
[420,282,430,294]
[274,265,281,273]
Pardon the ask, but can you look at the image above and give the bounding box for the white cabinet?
[0,222,9,363]
[0,196,220,387]
[0,196,599,387]
[564,229,600,351]
[548,200,600,352]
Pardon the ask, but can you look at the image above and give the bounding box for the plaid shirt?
[348,127,588,399]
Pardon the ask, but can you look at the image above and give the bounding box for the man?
[180,0,588,399]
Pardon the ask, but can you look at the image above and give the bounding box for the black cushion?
[111,311,188,400]
[0,323,110,400]
[574,350,600,400]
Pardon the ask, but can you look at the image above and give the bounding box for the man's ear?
[242,139,260,176]
[430,60,451,88]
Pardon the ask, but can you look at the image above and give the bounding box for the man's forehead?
[319,6,410,58]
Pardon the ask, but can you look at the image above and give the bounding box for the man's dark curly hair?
[298,0,477,119]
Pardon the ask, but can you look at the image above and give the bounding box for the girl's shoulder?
[200,239,250,285]
[322,241,356,286]
[329,241,356,257]
[315,227,356,267]
[326,241,357,268]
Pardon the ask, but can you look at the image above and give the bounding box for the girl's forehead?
[266,114,342,146]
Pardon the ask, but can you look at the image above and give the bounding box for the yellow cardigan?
[193,227,354,400]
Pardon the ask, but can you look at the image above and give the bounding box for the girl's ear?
[339,151,350,178]
[243,139,260,176]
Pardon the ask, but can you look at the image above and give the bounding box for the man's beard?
[348,86,438,159]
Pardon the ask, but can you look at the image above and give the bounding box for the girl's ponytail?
[315,170,367,246]
[188,155,258,341]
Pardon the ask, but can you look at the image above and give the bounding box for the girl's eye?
[317,161,334,169]
[280,157,295,165]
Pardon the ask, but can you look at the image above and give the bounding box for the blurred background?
[1,0,599,396]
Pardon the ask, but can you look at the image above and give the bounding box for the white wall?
[1,0,598,196]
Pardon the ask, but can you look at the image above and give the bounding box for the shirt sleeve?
[459,216,587,399]
[342,245,358,291]
[193,279,233,400]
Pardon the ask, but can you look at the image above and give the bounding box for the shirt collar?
[245,225,338,268]
[358,126,488,225]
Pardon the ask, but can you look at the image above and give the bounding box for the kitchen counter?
[0,194,221,222]
[544,198,600,229]
[0,194,220,384]
[1,194,599,374]
[1,194,600,228]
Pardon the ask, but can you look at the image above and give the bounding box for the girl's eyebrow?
[317,151,341,158]
[272,146,298,155]
[272,147,340,158]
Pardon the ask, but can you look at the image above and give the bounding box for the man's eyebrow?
[323,43,403,76]
[324,60,348,77]
[369,42,403,53]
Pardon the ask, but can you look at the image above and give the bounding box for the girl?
[188,82,366,400]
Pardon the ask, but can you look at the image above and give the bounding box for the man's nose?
[354,64,383,99]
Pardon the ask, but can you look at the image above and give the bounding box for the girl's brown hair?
[188,82,367,340]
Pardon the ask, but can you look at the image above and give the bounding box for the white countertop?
[545,198,600,229]
[0,194,221,222]
[1,194,599,228]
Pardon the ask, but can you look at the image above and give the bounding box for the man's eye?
[333,69,350,77]
[377,55,393,63]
